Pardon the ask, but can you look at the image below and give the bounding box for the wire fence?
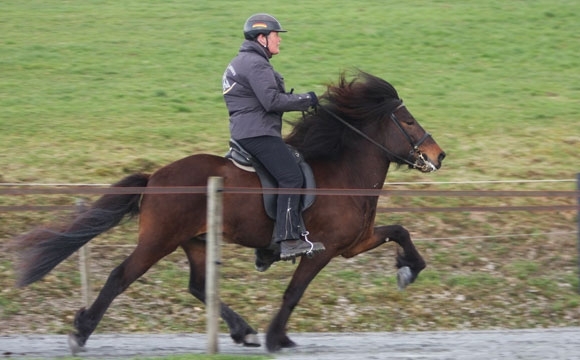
[2,178,578,242]
[1,176,579,340]
[1,178,578,248]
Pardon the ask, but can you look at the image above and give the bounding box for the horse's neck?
[338,148,390,189]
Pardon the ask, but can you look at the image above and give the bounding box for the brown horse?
[15,71,445,353]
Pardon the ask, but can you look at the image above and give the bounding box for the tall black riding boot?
[254,195,325,271]
[277,196,325,261]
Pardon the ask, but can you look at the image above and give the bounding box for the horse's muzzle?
[410,151,445,173]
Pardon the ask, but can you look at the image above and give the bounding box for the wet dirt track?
[1,328,579,359]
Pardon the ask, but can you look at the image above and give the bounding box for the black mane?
[285,71,401,161]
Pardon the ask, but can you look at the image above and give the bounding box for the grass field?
[1,0,579,342]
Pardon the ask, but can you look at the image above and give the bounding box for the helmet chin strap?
[258,34,272,57]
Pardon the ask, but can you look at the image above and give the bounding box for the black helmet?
[243,13,287,40]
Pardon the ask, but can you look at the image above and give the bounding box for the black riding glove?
[307,92,318,107]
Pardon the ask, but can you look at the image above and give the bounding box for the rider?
[222,13,325,263]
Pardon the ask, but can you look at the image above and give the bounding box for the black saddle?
[225,139,316,220]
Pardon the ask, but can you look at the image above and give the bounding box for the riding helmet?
[243,13,287,40]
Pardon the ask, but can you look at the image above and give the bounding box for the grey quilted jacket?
[222,40,314,140]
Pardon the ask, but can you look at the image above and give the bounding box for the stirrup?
[279,233,325,261]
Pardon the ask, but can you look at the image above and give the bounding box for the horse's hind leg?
[181,239,260,347]
[68,238,177,354]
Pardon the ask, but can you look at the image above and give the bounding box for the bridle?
[389,103,433,163]
[318,101,435,171]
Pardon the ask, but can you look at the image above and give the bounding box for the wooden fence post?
[577,173,579,294]
[206,177,223,354]
[76,199,92,307]
[78,245,92,307]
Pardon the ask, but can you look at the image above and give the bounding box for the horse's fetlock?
[73,307,86,327]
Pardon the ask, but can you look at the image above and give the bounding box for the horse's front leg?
[266,253,333,352]
[342,225,425,290]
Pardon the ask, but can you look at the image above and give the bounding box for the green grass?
[1,0,579,184]
[1,0,579,338]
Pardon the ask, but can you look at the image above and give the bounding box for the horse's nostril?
[438,152,446,163]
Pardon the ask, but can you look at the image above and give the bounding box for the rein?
[318,103,430,169]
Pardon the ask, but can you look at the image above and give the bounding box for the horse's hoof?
[397,266,412,290]
[255,249,279,272]
[255,263,271,272]
[68,333,86,355]
[243,333,261,347]
[281,337,297,348]
[266,339,296,352]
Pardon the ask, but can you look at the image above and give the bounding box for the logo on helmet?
[251,22,268,29]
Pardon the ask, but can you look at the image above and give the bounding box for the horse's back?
[147,153,231,187]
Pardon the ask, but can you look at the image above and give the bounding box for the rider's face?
[258,32,281,55]
[267,32,281,55]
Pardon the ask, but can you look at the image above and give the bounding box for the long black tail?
[15,173,150,287]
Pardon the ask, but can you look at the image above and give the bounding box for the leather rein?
[318,102,432,169]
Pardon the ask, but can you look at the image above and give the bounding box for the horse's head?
[286,70,445,172]
[324,71,445,172]
[386,102,446,172]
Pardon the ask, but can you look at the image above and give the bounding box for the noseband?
[319,102,433,170]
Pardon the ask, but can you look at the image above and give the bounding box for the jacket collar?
[240,40,272,59]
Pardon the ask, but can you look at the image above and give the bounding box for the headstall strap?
[319,103,428,168]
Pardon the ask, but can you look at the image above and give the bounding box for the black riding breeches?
[236,135,304,241]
